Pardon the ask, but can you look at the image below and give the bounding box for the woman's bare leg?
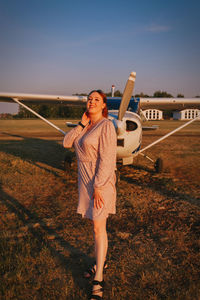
[90,218,107,299]
[93,218,107,281]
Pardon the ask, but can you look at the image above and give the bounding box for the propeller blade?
[118,72,136,121]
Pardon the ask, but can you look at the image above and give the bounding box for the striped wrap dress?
[63,118,117,220]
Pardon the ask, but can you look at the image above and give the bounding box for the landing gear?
[139,152,163,173]
[64,151,75,171]
[115,169,120,185]
[154,158,163,173]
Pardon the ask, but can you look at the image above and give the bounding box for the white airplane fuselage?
[108,111,142,165]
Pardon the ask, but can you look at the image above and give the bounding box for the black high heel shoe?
[84,260,108,279]
[89,279,105,300]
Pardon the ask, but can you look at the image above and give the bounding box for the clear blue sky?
[0,0,200,113]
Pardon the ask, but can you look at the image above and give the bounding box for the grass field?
[0,119,200,299]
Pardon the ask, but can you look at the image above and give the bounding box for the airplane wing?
[140,98,200,110]
[2,93,199,110]
[0,92,87,106]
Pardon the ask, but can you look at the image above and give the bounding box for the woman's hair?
[88,90,108,118]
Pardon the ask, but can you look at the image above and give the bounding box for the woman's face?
[87,91,105,115]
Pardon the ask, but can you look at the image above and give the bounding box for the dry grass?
[0,119,200,299]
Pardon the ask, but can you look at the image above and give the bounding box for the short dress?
[63,118,117,220]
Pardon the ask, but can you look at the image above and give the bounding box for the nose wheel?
[154,158,163,173]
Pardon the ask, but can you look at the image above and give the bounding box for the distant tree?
[17,104,57,118]
[18,105,38,118]
[74,93,88,96]
[114,90,122,97]
[38,105,51,117]
[105,90,122,97]
[177,94,184,98]
[59,106,85,119]
[135,92,150,98]
[195,95,200,98]
[153,90,173,98]
[17,103,84,119]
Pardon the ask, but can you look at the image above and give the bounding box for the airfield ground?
[0,119,199,299]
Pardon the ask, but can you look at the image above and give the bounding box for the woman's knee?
[93,219,107,236]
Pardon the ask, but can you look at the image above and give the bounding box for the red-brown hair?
[88,90,108,118]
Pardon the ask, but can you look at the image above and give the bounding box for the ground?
[0,119,199,300]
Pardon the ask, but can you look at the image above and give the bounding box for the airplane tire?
[64,156,72,171]
[115,170,120,186]
[154,158,163,173]
[64,152,75,171]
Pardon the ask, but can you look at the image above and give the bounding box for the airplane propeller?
[113,72,136,135]
[118,72,136,121]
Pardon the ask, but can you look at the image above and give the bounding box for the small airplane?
[0,72,200,172]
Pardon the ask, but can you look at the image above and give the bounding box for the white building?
[143,109,163,120]
[173,109,200,120]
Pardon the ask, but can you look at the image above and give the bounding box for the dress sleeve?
[63,126,82,148]
[94,121,117,189]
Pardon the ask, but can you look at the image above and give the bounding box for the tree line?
[1,91,199,119]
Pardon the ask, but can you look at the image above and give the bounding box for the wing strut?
[139,114,200,154]
[12,98,66,135]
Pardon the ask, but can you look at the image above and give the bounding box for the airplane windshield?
[107,97,140,113]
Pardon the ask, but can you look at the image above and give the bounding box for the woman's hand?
[93,188,104,209]
[81,111,90,126]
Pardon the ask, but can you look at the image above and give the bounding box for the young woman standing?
[63,90,117,299]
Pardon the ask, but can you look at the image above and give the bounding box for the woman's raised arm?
[63,125,83,148]
[63,112,90,148]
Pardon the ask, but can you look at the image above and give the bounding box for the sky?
[0,0,200,113]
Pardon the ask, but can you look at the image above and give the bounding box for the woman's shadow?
[0,132,91,297]
[0,132,75,176]
[0,182,92,298]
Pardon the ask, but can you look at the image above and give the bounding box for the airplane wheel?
[115,170,120,185]
[64,152,75,171]
[154,158,163,173]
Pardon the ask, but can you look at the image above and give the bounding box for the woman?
[63,90,117,299]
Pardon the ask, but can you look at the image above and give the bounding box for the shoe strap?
[92,280,105,288]
[87,266,95,276]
